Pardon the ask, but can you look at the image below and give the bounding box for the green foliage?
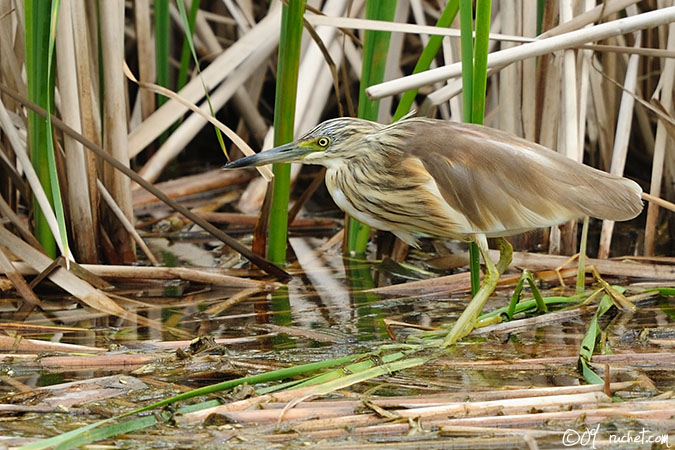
[392,0,459,121]
[268,0,306,265]
[19,354,362,449]
[25,0,57,257]
[25,0,69,260]
[175,0,226,154]
[176,0,200,91]
[458,0,492,295]
[347,0,398,254]
[578,293,616,384]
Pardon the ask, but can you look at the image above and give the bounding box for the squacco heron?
[224,117,643,346]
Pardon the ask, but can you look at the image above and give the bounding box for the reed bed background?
[1,0,673,276]
[0,2,674,448]
[0,0,671,337]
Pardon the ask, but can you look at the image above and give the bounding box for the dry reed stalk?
[472,308,592,335]
[644,21,675,255]
[498,0,520,136]
[0,226,166,330]
[135,40,277,183]
[133,0,155,120]
[262,382,636,409]
[441,32,462,119]
[0,243,41,306]
[603,38,620,170]
[96,179,159,265]
[132,168,250,207]
[557,0,581,254]
[271,392,611,433]
[56,0,97,263]
[521,1,536,142]
[0,352,156,368]
[369,249,675,295]
[598,23,641,259]
[643,192,675,213]
[71,2,102,246]
[0,322,88,333]
[137,2,273,184]
[368,8,675,98]
[6,375,148,407]
[194,211,338,228]
[203,287,264,315]
[254,324,344,343]
[0,334,104,353]
[0,194,42,250]
[436,351,675,369]
[305,15,533,43]
[295,0,349,133]
[0,97,66,255]
[101,0,134,262]
[128,6,282,157]
[272,404,675,442]
[588,55,613,164]
[0,3,24,97]
[12,261,276,289]
[575,0,596,158]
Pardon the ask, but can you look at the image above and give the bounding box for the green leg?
[495,237,513,275]
[442,237,512,347]
[505,269,547,320]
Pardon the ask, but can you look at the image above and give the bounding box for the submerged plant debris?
[1,1,674,449]
[1,232,674,448]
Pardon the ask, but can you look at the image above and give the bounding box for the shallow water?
[1,235,673,448]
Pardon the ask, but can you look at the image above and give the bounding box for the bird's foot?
[503,269,548,321]
[441,241,508,347]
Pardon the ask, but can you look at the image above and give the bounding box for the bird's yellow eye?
[317,137,330,147]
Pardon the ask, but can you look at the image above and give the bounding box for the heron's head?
[223,117,384,170]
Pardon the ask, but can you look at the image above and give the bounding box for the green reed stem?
[393,0,459,121]
[25,0,57,257]
[458,0,478,295]
[268,0,306,265]
[348,0,398,254]
[459,0,492,296]
[458,0,474,123]
[471,0,492,124]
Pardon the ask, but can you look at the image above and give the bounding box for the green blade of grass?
[25,0,57,257]
[25,0,69,261]
[176,0,200,91]
[577,216,589,293]
[268,0,306,265]
[348,0,398,254]
[44,0,71,264]
[289,348,418,390]
[578,289,623,385]
[392,0,459,121]
[53,400,223,450]
[20,353,361,450]
[297,356,428,396]
[175,0,227,155]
